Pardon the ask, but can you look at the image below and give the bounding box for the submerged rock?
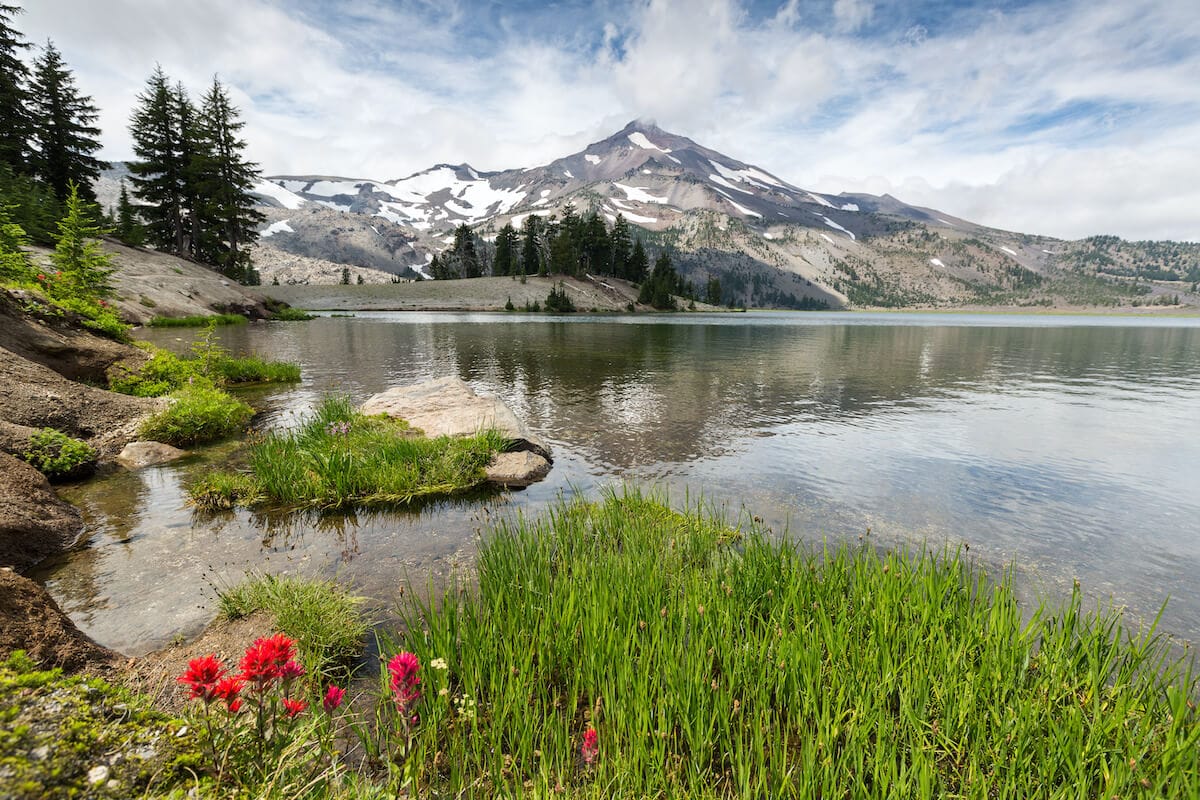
[361,377,553,486]
[0,453,85,572]
[116,441,188,469]
[361,377,552,460]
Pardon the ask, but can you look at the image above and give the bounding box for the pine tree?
[173,82,205,259]
[493,222,517,276]
[448,223,480,278]
[520,214,541,276]
[638,251,678,310]
[705,275,722,306]
[27,41,106,204]
[580,210,610,277]
[0,199,32,282]
[115,180,144,246]
[194,77,264,280]
[0,3,30,173]
[51,181,114,299]
[610,213,631,279]
[128,66,186,254]
[629,236,649,284]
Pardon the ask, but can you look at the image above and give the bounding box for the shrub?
[110,334,300,397]
[138,380,253,445]
[271,306,314,321]
[147,312,247,327]
[21,428,96,480]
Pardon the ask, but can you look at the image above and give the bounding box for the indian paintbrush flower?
[581,727,599,765]
[323,684,346,713]
[178,654,225,702]
[282,697,308,718]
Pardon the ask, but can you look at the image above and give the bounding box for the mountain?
[241,121,1196,308]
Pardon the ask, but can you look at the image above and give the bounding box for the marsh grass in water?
[393,488,1200,798]
[147,312,248,327]
[110,330,300,398]
[138,379,254,446]
[190,396,506,510]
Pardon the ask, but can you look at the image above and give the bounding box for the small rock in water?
[87,765,109,784]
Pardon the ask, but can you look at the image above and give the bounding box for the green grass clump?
[138,380,253,446]
[190,395,505,510]
[394,488,1200,798]
[218,573,369,679]
[187,471,262,510]
[211,354,301,384]
[110,328,300,397]
[21,427,96,480]
[271,306,315,321]
[147,312,248,327]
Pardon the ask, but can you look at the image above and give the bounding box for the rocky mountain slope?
[118,120,1200,309]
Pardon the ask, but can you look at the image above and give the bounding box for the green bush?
[147,312,247,327]
[21,428,96,480]
[271,306,314,321]
[138,380,253,445]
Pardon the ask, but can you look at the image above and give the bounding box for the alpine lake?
[36,311,1200,657]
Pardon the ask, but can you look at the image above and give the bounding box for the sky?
[17,0,1200,242]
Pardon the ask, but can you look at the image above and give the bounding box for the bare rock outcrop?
[116,441,189,469]
[0,569,118,673]
[0,453,85,572]
[361,377,553,486]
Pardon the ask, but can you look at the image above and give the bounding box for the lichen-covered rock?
[115,441,188,469]
[485,451,552,488]
[0,453,84,572]
[0,650,201,800]
[361,377,552,461]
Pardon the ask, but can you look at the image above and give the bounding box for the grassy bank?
[147,312,248,327]
[391,489,1199,798]
[189,396,505,510]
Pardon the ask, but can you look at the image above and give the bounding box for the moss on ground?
[0,652,203,799]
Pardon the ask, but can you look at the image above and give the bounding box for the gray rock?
[116,441,188,469]
[361,377,552,461]
[0,453,84,572]
[485,451,551,488]
[87,765,109,784]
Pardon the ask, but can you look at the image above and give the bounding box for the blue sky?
[20,0,1200,241]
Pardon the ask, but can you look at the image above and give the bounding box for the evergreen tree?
[629,236,649,284]
[51,181,114,299]
[194,77,264,280]
[580,210,610,277]
[27,40,106,204]
[115,180,144,246]
[340,266,350,284]
[448,223,480,278]
[0,3,30,173]
[174,82,204,258]
[0,163,59,243]
[705,275,722,306]
[610,213,632,279]
[520,214,541,276]
[128,66,186,254]
[0,199,32,282]
[555,203,581,275]
[493,222,517,276]
[637,251,678,310]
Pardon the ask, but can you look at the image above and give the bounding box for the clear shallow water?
[40,312,1200,654]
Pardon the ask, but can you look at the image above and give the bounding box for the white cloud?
[832,0,873,33]
[14,0,1200,242]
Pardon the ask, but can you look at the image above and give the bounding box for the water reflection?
[45,312,1200,652]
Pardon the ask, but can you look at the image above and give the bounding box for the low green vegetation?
[392,489,1200,798]
[217,573,369,680]
[138,379,253,446]
[0,651,201,799]
[190,396,505,510]
[110,324,300,397]
[20,427,96,481]
[146,312,248,327]
[271,305,315,321]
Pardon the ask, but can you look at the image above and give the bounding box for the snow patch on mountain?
[564,170,573,178]
[930,258,945,267]
[710,161,778,190]
[806,192,835,209]
[840,203,859,212]
[260,219,295,237]
[820,233,835,244]
[1000,246,1018,256]
[628,131,669,152]
[584,154,601,165]
[613,182,668,204]
[709,173,753,194]
[254,180,307,210]
[822,216,855,239]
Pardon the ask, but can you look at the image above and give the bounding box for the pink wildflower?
[387,651,421,717]
[282,697,307,718]
[279,659,306,682]
[581,727,599,765]
[238,633,296,688]
[323,685,346,713]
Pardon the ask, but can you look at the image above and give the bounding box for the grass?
[189,395,506,510]
[271,306,315,321]
[390,488,1200,798]
[217,573,369,680]
[138,379,254,446]
[147,312,248,327]
[110,336,300,397]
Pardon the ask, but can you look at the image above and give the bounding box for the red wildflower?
[323,685,346,713]
[213,676,244,712]
[36,273,45,281]
[282,697,307,718]
[279,659,305,682]
[239,633,296,687]
[581,727,598,765]
[178,654,225,702]
[388,652,420,703]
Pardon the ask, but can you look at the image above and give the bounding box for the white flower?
[430,657,448,671]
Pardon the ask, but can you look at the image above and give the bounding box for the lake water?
[40,311,1200,655]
